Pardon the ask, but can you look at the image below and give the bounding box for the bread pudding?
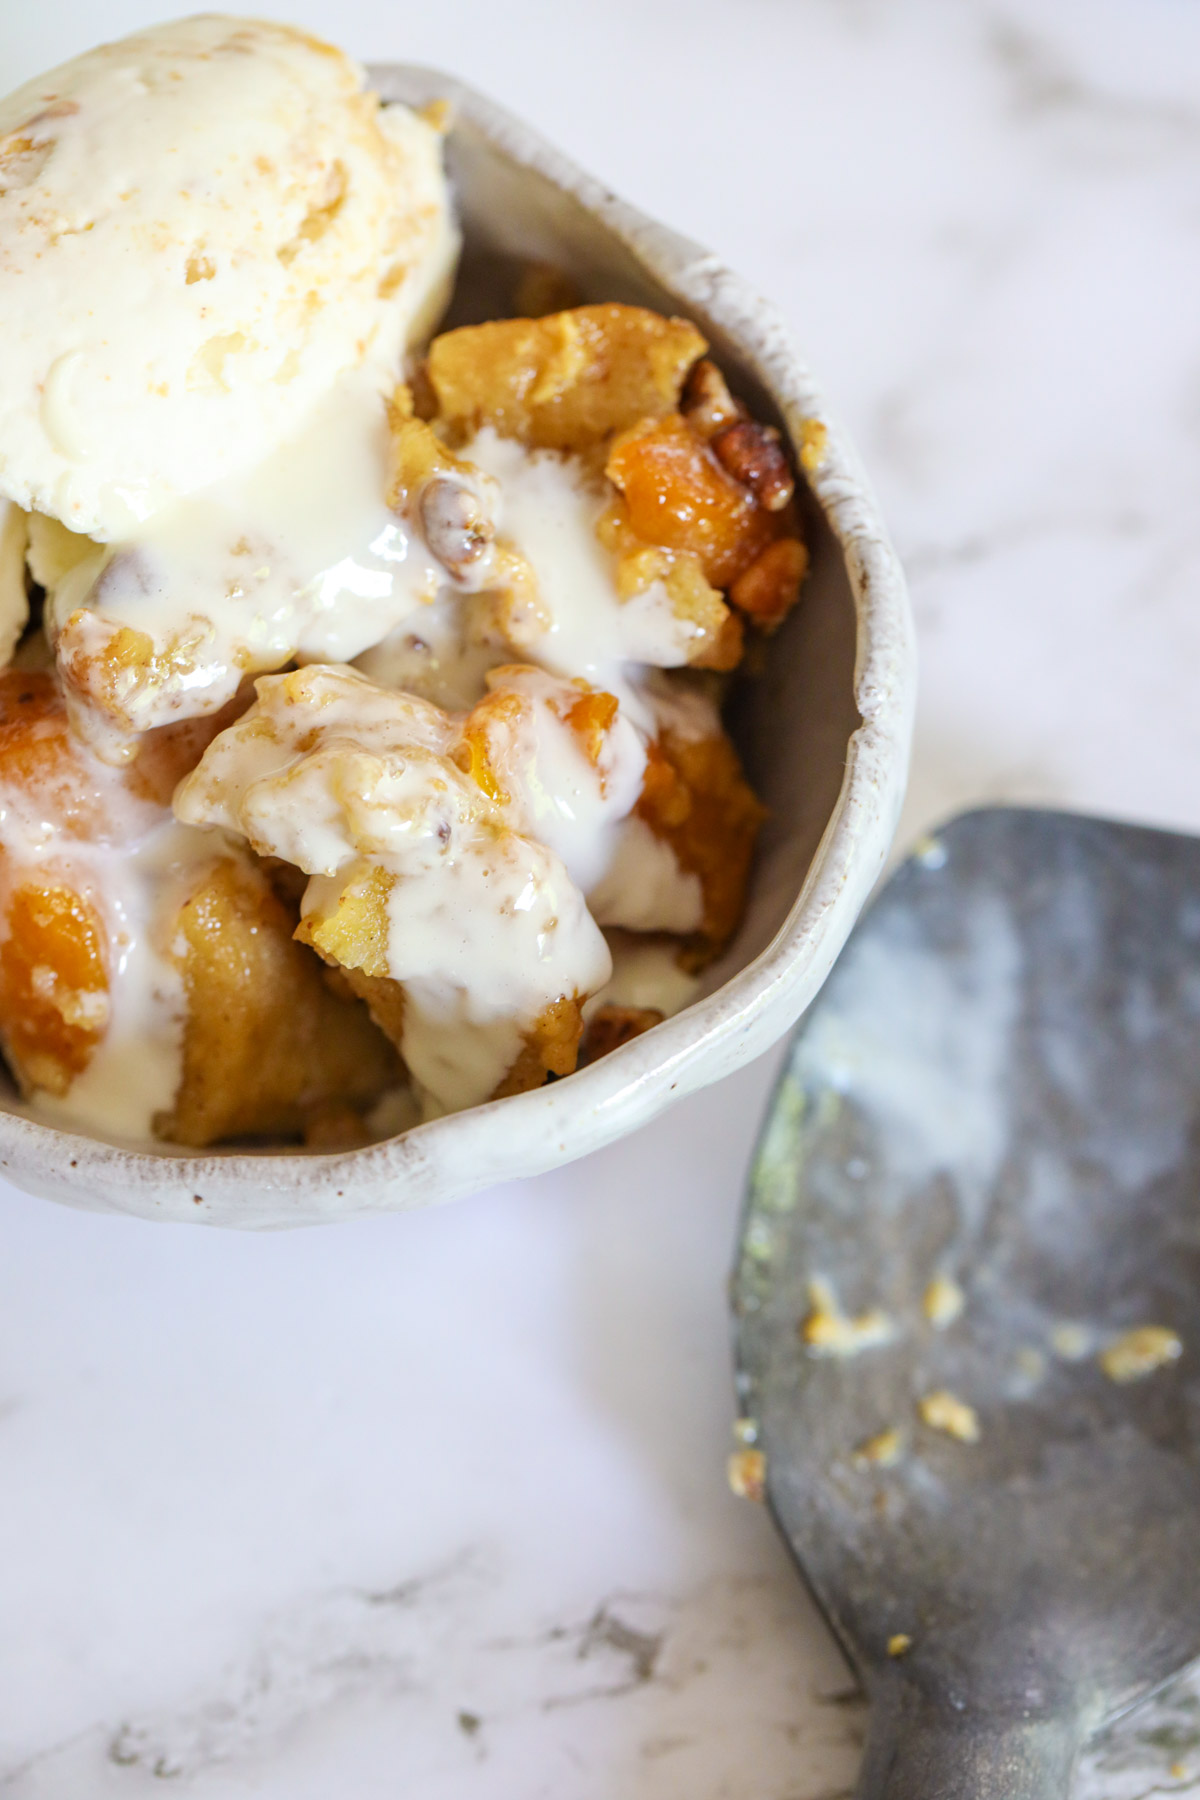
[0,17,809,1144]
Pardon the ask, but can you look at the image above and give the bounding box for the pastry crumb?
[419,97,453,134]
[727,1447,766,1502]
[912,834,948,870]
[1099,1325,1182,1384]
[854,1427,903,1468]
[801,1278,894,1358]
[799,417,828,474]
[887,1633,912,1658]
[918,1389,980,1444]
[922,1273,964,1329]
[1052,1322,1092,1361]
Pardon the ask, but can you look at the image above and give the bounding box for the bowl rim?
[0,65,916,1225]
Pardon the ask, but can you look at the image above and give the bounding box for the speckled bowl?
[0,68,915,1227]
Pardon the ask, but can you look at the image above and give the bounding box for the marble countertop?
[3,1,1200,1794]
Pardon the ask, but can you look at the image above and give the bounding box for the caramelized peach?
[606,414,773,590]
[565,687,619,769]
[0,877,108,1097]
[0,669,132,842]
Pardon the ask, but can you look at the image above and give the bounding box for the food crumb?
[727,1447,766,1502]
[1170,1762,1188,1781]
[420,98,453,134]
[887,1634,912,1658]
[1052,1322,1093,1361]
[912,834,948,871]
[854,1427,903,1468]
[1099,1325,1182,1384]
[923,1273,964,1329]
[801,1278,894,1358]
[799,417,828,474]
[918,1390,980,1444]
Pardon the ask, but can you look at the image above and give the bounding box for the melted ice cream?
[0,741,228,1142]
[175,665,618,1114]
[49,368,447,740]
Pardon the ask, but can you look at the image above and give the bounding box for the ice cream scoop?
[734,808,1200,1796]
[0,15,457,539]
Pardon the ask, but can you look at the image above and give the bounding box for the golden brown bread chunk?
[159,856,399,1147]
[302,1101,374,1151]
[296,868,587,1101]
[594,497,739,671]
[334,964,583,1101]
[54,608,267,762]
[580,1003,664,1066]
[0,671,390,1134]
[404,306,809,669]
[426,303,707,451]
[333,966,408,1051]
[298,864,393,981]
[491,995,585,1097]
[637,727,766,958]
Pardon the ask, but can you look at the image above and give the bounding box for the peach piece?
[0,879,109,1097]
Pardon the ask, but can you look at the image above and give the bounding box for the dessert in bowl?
[0,17,913,1225]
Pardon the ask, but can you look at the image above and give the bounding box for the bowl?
[0,66,915,1228]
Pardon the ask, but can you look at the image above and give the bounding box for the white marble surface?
[3,1,1200,1794]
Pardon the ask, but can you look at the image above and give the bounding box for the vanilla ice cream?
[0,15,458,539]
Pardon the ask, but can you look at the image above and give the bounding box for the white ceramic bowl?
[0,68,915,1228]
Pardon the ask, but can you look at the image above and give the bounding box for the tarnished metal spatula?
[733,808,1200,1797]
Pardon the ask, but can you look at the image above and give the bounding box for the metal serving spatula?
[732,808,1200,1798]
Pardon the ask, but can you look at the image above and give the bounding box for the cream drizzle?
[460,429,704,722]
[174,665,615,1116]
[0,747,224,1141]
[49,368,445,737]
[29,821,220,1142]
[18,408,723,1135]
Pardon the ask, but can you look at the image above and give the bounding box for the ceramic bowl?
[0,67,915,1227]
